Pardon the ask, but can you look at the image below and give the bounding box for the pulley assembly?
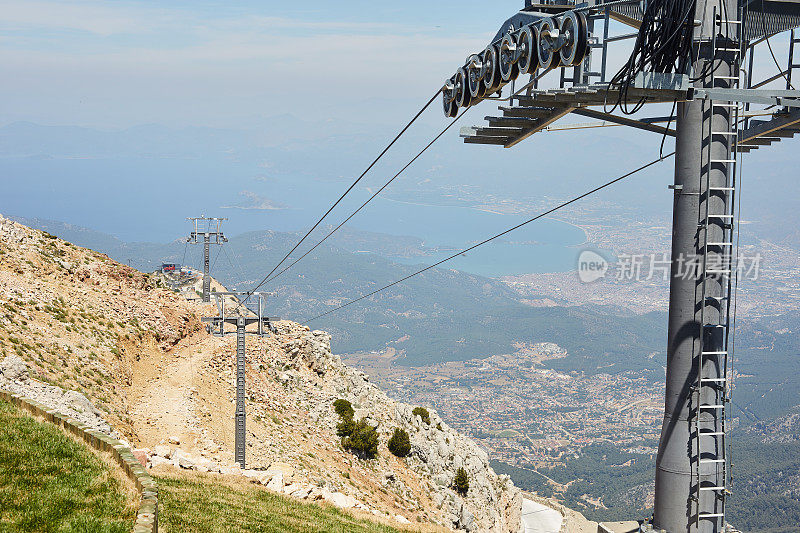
[442,10,588,117]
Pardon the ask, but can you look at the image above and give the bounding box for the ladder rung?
[707,214,734,218]
[705,296,728,301]
[700,486,726,491]
[706,242,733,245]
[710,186,735,190]
[702,351,728,355]
[715,47,741,51]
[710,159,736,163]
[719,19,742,23]
[710,131,737,135]
[699,513,725,518]
[700,459,726,463]
[711,102,740,107]
[699,404,725,409]
[705,269,731,274]
[701,378,727,383]
[713,75,740,80]
[703,324,726,327]
[699,430,725,435]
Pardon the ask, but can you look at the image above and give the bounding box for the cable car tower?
[202,292,278,469]
[443,0,800,531]
[186,216,228,303]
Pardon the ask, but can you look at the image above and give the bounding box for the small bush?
[387,428,411,458]
[333,399,354,420]
[336,417,355,438]
[412,406,430,425]
[453,467,469,496]
[342,419,379,459]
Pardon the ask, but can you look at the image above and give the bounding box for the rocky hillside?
[0,214,522,532]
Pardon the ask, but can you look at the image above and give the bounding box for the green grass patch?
[0,399,135,532]
[155,471,403,533]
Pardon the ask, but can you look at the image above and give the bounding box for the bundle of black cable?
[609,0,697,114]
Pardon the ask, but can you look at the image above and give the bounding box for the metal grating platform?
[461,82,687,147]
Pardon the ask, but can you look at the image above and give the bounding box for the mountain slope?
[0,214,522,532]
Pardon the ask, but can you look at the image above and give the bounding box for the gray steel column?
[654,97,705,533]
[203,233,211,303]
[235,317,246,468]
[654,1,735,530]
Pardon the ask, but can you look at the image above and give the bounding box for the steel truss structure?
[202,292,278,469]
[186,216,228,303]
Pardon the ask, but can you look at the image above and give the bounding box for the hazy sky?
[1,0,796,248]
[0,0,529,128]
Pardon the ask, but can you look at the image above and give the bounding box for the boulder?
[153,444,172,458]
[172,450,195,469]
[0,355,29,382]
[132,448,149,467]
[267,461,295,479]
[149,456,172,469]
[325,492,357,509]
[266,472,284,491]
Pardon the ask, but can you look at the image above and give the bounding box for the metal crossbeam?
[570,107,677,136]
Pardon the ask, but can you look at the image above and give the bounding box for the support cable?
[244,89,443,300]
[727,133,745,489]
[259,109,469,288]
[760,0,796,89]
[303,152,675,324]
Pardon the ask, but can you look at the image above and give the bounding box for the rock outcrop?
[269,325,522,532]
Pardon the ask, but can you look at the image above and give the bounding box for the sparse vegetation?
[387,428,411,458]
[412,407,430,425]
[453,468,469,496]
[155,470,401,533]
[0,399,135,531]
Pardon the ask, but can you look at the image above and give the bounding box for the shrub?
[342,419,379,459]
[336,417,355,438]
[333,399,354,420]
[412,406,430,425]
[453,467,469,496]
[387,428,411,458]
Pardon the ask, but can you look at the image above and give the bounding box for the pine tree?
[453,467,469,496]
[387,428,411,457]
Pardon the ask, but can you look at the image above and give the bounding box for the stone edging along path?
[0,390,158,533]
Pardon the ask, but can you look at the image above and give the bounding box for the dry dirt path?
[127,329,220,451]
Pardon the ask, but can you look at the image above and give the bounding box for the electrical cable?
[727,130,745,488]
[222,245,248,290]
[259,108,470,288]
[606,0,697,114]
[244,88,443,301]
[303,152,675,324]
[760,0,796,89]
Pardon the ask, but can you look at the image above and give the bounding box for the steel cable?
[303,152,675,324]
[243,88,443,302]
[259,108,470,288]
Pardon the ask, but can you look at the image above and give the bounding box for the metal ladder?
[693,7,742,528]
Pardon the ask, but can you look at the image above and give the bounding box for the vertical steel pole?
[235,317,246,468]
[654,0,735,529]
[203,233,211,303]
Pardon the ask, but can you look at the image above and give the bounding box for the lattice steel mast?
[202,292,277,468]
[186,216,227,302]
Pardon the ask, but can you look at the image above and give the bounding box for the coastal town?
[344,342,664,472]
